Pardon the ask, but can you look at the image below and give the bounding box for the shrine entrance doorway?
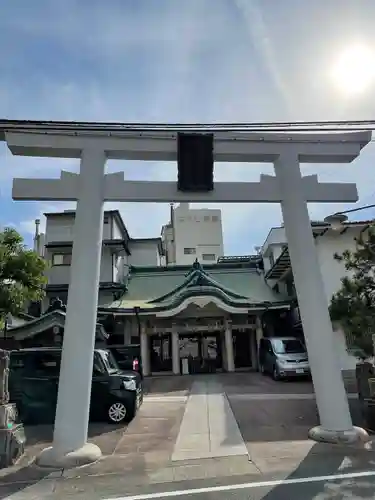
[150,333,172,373]
[232,330,253,369]
[179,332,223,374]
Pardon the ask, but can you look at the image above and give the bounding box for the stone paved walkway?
[172,380,248,461]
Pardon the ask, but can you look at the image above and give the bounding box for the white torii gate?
[4,124,371,467]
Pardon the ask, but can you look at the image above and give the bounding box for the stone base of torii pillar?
[36,442,101,469]
[308,426,369,446]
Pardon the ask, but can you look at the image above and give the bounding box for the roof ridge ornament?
[192,258,203,271]
[185,258,204,277]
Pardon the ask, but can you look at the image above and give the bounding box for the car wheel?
[108,401,127,424]
[272,365,281,381]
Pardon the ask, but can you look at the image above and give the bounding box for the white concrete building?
[262,219,372,375]
[161,203,224,265]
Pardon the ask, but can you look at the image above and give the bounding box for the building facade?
[98,258,292,376]
[262,219,372,374]
[40,209,164,311]
[27,209,368,378]
[161,203,224,265]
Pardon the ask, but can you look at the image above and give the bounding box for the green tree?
[0,227,47,321]
[329,225,375,359]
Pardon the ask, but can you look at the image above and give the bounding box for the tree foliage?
[0,228,47,318]
[330,225,375,359]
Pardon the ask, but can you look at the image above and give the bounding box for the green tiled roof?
[99,260,290,313]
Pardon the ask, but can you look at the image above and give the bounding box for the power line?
[336,203,375,216]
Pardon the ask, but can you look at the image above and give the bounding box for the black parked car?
[8,347,143,425]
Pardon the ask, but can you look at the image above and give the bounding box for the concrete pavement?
[0,373,369,499]
[172,380,248,461]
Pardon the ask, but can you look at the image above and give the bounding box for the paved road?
[105,476,375,500]
[3,464,375,499]
[98,471,375,499]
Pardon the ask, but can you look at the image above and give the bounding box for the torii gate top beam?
[1,121,371,163]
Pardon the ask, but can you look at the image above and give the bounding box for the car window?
[10,354,25,370]
[112,347,139,360]
[264,340,272,352]
[99,350,119,373]
[272,339,305,354]
[93,352,106,376]
[34,352,61,376]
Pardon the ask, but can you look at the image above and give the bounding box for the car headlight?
[123,380,137,391]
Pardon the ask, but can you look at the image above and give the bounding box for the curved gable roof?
[9,310,108,341]
[99,260,290,314]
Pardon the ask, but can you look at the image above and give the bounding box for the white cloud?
[2,0,375,253]
[19,219,41,236]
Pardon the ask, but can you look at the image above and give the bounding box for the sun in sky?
[330,43,375,96]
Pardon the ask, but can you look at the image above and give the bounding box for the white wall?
[261,227,287,273]
[315,228,364,372]
[45,215,75,243]
[112,218,123,239]
[161,225,175,264]
[45,246,119,284]
[128,240,161,266]
[172,203,224,265]
[315,230,358,304]
[333,326,357,372]
[46,213,113,243]
[262,227,286,254]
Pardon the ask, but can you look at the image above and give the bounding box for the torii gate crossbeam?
[4,124,370,468]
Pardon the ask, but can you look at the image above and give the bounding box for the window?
[204,216,210,222]
[10,354,25,371]
[97,349,119,374]
[202,253,216,261]
[34,352,61,376]
[271,338,306,355]
[52,253,72,266]
[212,216,219,222]
[49,293,68,308]
[184,247,196,255]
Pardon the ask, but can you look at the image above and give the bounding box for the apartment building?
[161,203,224,265]
[39,209,164,311]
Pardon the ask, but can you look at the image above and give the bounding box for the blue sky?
[1,0,375,253]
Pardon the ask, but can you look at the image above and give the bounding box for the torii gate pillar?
[274,152,368,444]
[41,148,106,467]
[6,127,371,468]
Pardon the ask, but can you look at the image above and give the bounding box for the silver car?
[259,337,310,380]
